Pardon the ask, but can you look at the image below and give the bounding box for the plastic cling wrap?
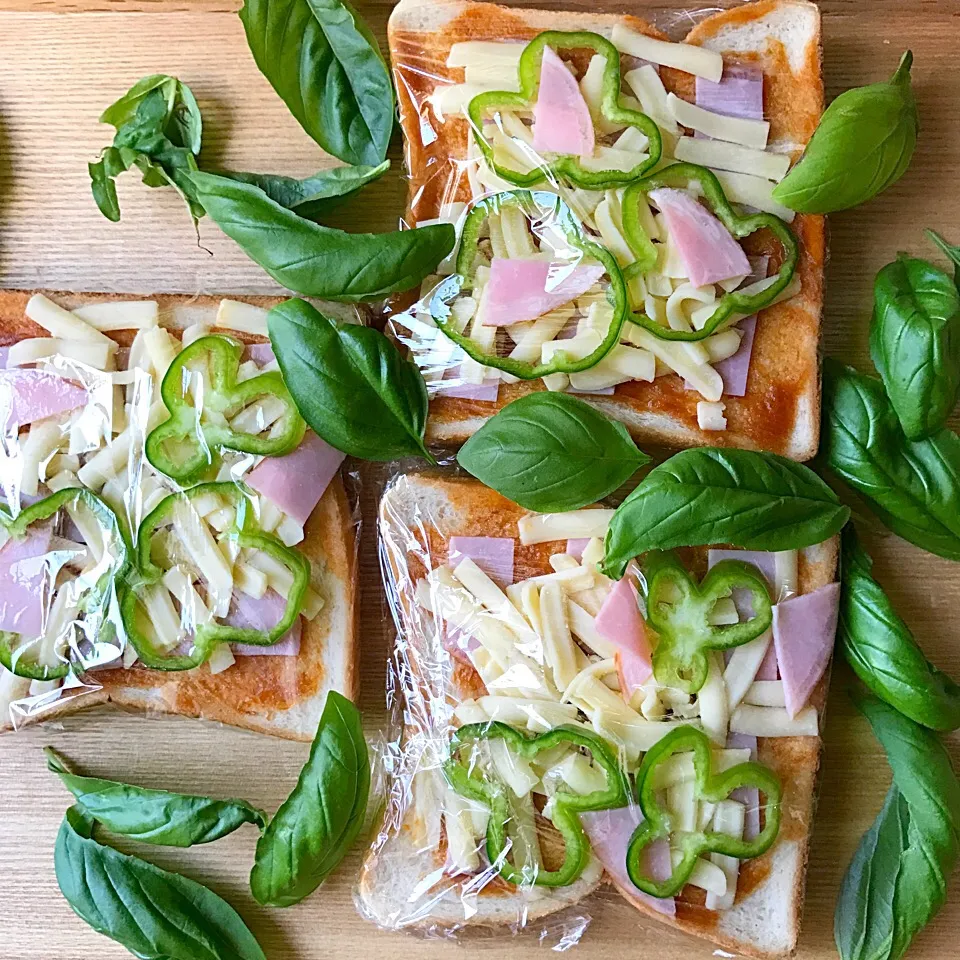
[385,0,825,458]
[359,469,839,955]
[0,292,358,739]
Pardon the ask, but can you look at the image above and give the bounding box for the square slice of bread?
[0,290,357,741]
[359,471,838,957]
[388,0,825,461]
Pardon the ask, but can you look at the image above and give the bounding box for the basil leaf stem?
[192,172,454,302]
[839,529,960,731]
[601,447,848,580]
[250,691,370,907]
[773,51,917,213]
[45,747,267,846]
[927,229,960,286]
[457,393,650,512]
[821,359,960,560]
[55,807,267,960]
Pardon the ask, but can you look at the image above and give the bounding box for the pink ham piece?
[649,188,751,287]
[482,258,606,327]
[715,314,757,397]
[532,46,595,157]
[0,369,86,429]
[707,548,776,588]
[594,576,653,694]
[755,637,779,681]
[773,582,840,718]
[580,806,675,916]
[695,65,764,121]
[566,538,590,559]
[0,525,54,638]
[246,431,344,528]
[243,342,275,366]
[726,732,761,840]
[227,588,302,656]
[436,366,499,402]
[448,536,514,589]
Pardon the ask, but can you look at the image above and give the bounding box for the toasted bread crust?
[388,0,825,461]
[0,290,357,741]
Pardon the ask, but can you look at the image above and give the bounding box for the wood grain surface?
[1,1,959,958]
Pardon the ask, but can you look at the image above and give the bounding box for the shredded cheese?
[518,509,614,545]
[730,704,819,737]
[612,26,723,81]
[666,93,769,149]
[72,301,159,331]
[674,136,792,182]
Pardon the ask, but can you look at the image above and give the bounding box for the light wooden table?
[0,1,959,957]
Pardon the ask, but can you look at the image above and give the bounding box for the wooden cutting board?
[0,1,958,958]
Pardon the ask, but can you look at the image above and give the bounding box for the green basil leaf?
[171,79,203,155]
[55,806,267,960]
[835,783,907,960]
[869,255,960,440]
[239,0,393,166]
[217,160,389,219]
[269,298,434,462]
[457,393,649,512]
[602,448,849,580]
[839,529,960,731]
[250,691,370,907]
[773,51,917,213]
[192,172,454,302]
[46,747,267,846]
[99,74,176,129]
[927,229,960,287]
[821,359,960,560]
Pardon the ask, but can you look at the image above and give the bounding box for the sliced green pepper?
[145,334,306,486]
[626,725,782,898]
[0,488,129,681]
[644,550,772,694]
[622,162,799,341]
[428,190,628,380]
[469,31,662,189]
[444,720,630,887]
[120,482,309,671]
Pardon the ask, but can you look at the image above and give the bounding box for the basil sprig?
[870,251,960,440]
[56,807,267,960]
[457,393,649,512]
[928,229,960,285]
[90,75,204,223]
[839,529,960,731]
[821,359,960,560]
[218,160,390,219]
[269,298,434,462]
[192,172,454,302]
[250,691,370,907]
[46,747,267,846]
[601,448,849,579]
[773,51,917,213]
[835,696,960,960]
[239,0,393,167]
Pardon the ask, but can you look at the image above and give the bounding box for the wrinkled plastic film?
[359,466,832,954]
[0,293,357,731]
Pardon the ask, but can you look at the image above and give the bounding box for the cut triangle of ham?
[481,258,605,326]
[772,582,840,718]
[532,46,595,157]
[594,576,653,694]
[0,369,87,429]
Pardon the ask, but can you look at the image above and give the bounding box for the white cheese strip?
[0,668,31,718]
[679,854,728,896]
[173,503,234,617]
[730,704,819,737]
[708,596,740,626]
[567,599,616,658]
[489,737,540,797]
[744,680,787,708]
[8,338,115,370]
[649,748,752,791]
[140,583,183,652]
[541,331,602,364]
[507,310,574,364]
[248,550,295,599]
[595,709,702,760]
[704,330,742,364]
[710,170,796,221]
[464,61,521,91]
[20,422,63,497]
[430,82,485,120]
[723,630,773,712]
[506,566,595,607]
[207,643,236,675]
[545,752,609,796]
[447,40,526,70]
[550,554,581,573]
[442,784,482,873]
[453,557,539,645]
[697,400,727,431]
[613,25,723,81]
[569,343,656,390]
[666,93,769,149]
[301,586,324,620]
[25,294,115,346]
[143,326,179,381]
[216,299,269,336]
[72,301,159,331]
[235,564,268,600]
[499,202,536,258]
[674,136,791,182]
[623,64,679,134]
[706,799,746,911]
[518,509,614,545]
[469,696,579,732]
[579,147,649,175]
[539,582,580,693]
[667,779,697,832]
[580,54,621,135]
[623,325,723,401]
[775,550,799,600]
[698,652,729,745]
[410,767,444,851]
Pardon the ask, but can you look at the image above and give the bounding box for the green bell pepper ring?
[145,334,306,486]
[626,725,782,899]
[644,550,773,694]
[469,31,662,190]
[120,482,309,671]
[444,720,630,887]
[622,162,800,341]
[0,488,129,681]
[428,190,628,380]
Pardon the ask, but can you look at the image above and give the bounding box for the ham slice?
[481,258,606,327]
[532,46,595,157]
[755,638,779,681]
[227,589,302,656]
[773,582,840,718]
[243,342,275,366]
[246,431,344,527]
[715,314,757,397]
[0,526,54,638]
[695,65,764,121]
[448,536,514,588]
[649,188,751,287]
[0,369,86,429]
[580,806,675,916]
[436,367,499,402]
[726,732,761,840]
[594,577,653,694]
[707,548,776,588]
[566,538,590,559]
